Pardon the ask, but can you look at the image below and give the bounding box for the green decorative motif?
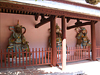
[7,20,29,57]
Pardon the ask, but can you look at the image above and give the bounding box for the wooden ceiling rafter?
[0,2,100,21]
[67,21,98,30]
[65,17,91,22]
[1,8,92,22]
[0,2,99,29]
[35,15,55,28]
[75,19,83,25]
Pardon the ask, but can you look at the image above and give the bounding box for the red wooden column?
[91,20,97,61]
[50,15,57,66]
[62,16,66,70]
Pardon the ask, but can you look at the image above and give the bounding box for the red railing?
[57,46,90,63]
[96,46,100,58]
[0,48,52,68]
[57,47,62,63]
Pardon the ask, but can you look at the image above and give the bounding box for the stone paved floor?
[0,59,100,75]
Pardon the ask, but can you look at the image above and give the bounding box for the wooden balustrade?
[1,46,100,68]
[96,46,100,58]
[0,48,52,68]
[57,46,90,63]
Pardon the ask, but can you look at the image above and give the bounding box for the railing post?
[29,48,31,65]
[79,46,80,60]
[8,49,10,67]
[12,49,13,67]
[42,48,43,64]
[4,49,6,67]
[58,47,59,62]
[22,49,24,67]
[45,48,46,63]
[48,48,49,63]
[26,49,27,65]
[0,50,2,68]
[88,46,90,60]
[39,48,40,64]
[67,47,69,61]
[51,48,52,65]
[36,48,37,65]
[32,48,34,65]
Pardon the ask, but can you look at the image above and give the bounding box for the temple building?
[0,0,100,72]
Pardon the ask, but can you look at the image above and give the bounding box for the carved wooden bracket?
[35,15,55,28]
[66,17,70,23]
[67,21,97,30]
[75,19,82,26]
[35,13,39,21]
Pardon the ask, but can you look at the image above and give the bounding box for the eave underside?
[0,2,100,21]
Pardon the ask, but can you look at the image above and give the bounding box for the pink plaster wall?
[95,22,100,46]
[0,13,92,50]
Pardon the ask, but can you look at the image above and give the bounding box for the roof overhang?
[0,0,100,21]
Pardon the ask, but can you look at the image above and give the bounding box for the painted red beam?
[50,15,57,66]
[35,16,54,28]
[67,21,97,30]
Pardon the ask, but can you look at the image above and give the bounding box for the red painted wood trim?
[62,16,66,70]
[8,49,10,67]
[26,49,28,65]
[42,48,43,64]
[51,48,52,64]
[58,47,59,62]
[32,48,34,65]
[0,50,2,68]
[4,49,6,67]
[35,16,54,28]
[29,49,31,65]
[39,48,40,64]
[0,2,100,21]
[22,49,24,66]
[11,49,13,67]
[48,48,49,63]
[36,48,37,65]
[51,16,57,66]
[45,48,46,63]
[91,21,97,61]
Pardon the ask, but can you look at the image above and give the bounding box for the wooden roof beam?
[67,21,98,30]
[66,17,90,21]
[35,15,55,28]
